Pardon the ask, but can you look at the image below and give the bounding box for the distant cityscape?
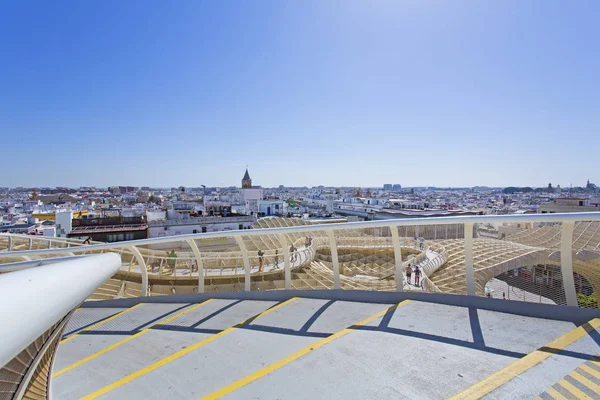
[1,168,598,243]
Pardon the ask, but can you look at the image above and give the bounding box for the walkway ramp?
[53,293,600,399]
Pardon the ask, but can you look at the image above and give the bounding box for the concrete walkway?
[53,294,600,399]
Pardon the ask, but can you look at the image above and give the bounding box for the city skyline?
[1,175,595,191]
[2,1,599,188]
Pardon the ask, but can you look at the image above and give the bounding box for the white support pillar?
[28,237,32,250]
[390,225,404,291]
[464,223,475,296]
[7,235,13,251]
[326,230,340,289]
[129,246,149,297]
[277,234,292,290]
[186,239,205,293]
[560,222,578,307]
[235,237,252,291]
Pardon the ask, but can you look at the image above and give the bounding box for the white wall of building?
[55,211,73,238]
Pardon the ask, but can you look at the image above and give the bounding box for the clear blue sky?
[1,1,598,188]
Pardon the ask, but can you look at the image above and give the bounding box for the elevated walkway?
[52,291,600,399]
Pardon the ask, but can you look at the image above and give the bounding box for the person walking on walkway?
[290,244,297,263]
[258,249,264,273]
[414,266,421,287]
[274,249,279,268]
[167,250,177,275]
[406,264,413,285]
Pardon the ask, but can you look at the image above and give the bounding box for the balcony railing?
[1,212,600,308]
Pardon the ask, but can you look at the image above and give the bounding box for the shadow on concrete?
[469,307,485,348]
[83,290,600,326]
[299,299,336,333]
[536,320,600,362]
[62,304,189,338]
[63,310,127,337]
[69,296,600,364]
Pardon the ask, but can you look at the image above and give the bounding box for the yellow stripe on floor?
[580,364,600,380]
[53,300,213,378]
[449,318,600,400]
[545,386,568,400]
[571,370,600,393]
[556,379,592,399]
[80,297,299,400]
[201,299,413,400]
[61,303,144,344]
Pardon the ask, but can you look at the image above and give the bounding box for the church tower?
[242,168,252,189]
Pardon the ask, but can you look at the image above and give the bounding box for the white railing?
[1,212,600,307]
[0,254,121,373]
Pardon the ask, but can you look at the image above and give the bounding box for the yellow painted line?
[580,364,600,380]
[571,370,600,393]
[80,297,300,400]
[556,380,591,399]
[545,386,568,400]
[201,299,413,400]
[449,318,600,400]
[53,300,213,378]
[61,303,144,344]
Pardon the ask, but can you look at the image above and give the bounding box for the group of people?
[405,264,422,286]
[256,244,301,272]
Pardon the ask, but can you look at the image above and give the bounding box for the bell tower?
[242,167,252,189]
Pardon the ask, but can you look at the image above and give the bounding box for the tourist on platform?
[414,266,421,286]
[258,249,264,272]
[274,249,279,268]
[290,244,297,263]
[406,264,413,285]
[167,250,177,275]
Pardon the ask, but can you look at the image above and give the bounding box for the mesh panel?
[0,317,66,400]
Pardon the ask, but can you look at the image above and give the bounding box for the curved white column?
[234,237,251,291]
[277,234,292,290]
[129,246,149,297]
[185,239,205,293]
[560,222,578,307]
[390,225,404,292]
[326,230,340,290]
[464,223,475,296]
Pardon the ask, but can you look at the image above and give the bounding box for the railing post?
[464,223,475,296]
[235,237,252,291]
[7,235,12,251]
[186,239,205,293]
[390,225,404,291]
[326,230,340,289]
[277,234,292,290]
[129,246,149,297]
[560,222,578,307]
[28,237,32,250]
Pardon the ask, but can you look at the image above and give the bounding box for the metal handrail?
[1,212,599,305]
[0,253,121,368]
